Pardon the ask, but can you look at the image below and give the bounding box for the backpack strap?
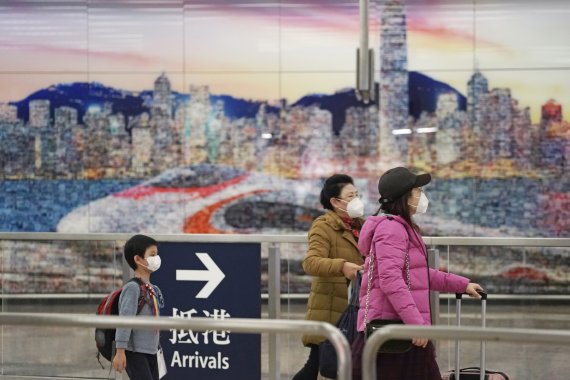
[128,277,147,314]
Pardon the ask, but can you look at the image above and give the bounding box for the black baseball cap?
[378,167,431,204]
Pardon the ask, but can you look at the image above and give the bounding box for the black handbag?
[363,241,413,354]
[364,319,412,353]
[318,272,361,379]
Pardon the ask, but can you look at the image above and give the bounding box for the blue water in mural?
[1,177,568,236]
[0,179,141,232]
[426,177,560,236]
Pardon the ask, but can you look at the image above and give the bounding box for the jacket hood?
[358,214,413,258]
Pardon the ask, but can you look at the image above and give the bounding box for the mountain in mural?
[407,71,467,118]
[209,95,280,119]
[10,71,465,133]
[11,82,282,124]
[293,71,466,133]
[292,86,371,134]
[12,82,147,123]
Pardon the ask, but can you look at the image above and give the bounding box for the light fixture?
[416,127,438,134]
[392,128,412,135]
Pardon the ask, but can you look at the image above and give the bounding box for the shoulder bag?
[318,271,361,379]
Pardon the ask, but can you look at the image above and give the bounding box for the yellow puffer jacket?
[301,210,364,346]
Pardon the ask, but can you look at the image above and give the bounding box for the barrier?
[2,232,570,246]
[361,325,570,380]
[0,312,352,380]
[1,232,570,380]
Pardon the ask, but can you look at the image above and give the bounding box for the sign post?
[153,242,261,380]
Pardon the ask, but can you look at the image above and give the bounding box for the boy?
[112,234,164,380]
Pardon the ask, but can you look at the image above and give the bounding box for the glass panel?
[437,340,570,379]
[280,241,311,378]
[280,0,364,72]
[431,243,570,379]
[88,0,184,73]
[0,239,121,378]
[184,0,279,72]
[475,0,570,70]
[406,0,475,71]
[0,1,88,72]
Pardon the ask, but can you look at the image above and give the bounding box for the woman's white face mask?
[337,197,365,218]
[409,192,429,214]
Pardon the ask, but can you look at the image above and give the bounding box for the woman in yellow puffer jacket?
[292,174,365,380]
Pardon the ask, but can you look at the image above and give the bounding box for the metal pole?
[118,240,131,285]
[268,242,281,380]
[356,0,374,103]
[359,0,370,91]
[455,293,462,380]
[480,293,487,380]
[427,248,440,326]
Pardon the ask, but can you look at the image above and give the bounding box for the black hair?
[124,234,158,270]
[374,189,421,232]
[320,174,354,210]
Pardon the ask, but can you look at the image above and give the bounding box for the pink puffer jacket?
[356,215,469,331]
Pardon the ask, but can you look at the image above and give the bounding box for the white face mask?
[338,197,365,218]
[347,197,365,218]
[409,192,429,214]
[145,255,162,272]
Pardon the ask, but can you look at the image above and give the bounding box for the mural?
[1,0,569,293]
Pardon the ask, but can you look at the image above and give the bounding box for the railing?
[361,325,570,380]
[3,232,569,245]
[0,312,352,380]
[2,233,569,301]
[2,233,570,380]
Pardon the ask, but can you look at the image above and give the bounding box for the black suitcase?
[442,291,510,380]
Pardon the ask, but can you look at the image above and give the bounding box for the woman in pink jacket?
[352,167,483,380]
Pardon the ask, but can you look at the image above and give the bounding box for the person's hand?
[342,262,362,280]
[465,283,484,299]
[412,337,428,348]
[112,348,126,373]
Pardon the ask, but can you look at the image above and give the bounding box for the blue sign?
[152,242,261,380]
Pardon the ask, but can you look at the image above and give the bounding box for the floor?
[1,299,569,379]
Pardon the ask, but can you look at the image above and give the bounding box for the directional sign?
[176,253,226,298]
[152,242,261,380]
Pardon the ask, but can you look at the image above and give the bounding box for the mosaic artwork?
[1,0,569,294]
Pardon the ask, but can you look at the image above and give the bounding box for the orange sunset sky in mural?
[0,0,569,123]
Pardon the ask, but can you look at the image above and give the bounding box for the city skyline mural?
[1,0,569,293]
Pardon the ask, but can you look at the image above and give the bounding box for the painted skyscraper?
[152,72,173,119]
[467,71,489,133]
[379,0,408,163]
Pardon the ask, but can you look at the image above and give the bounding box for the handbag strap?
[364,223,411,325]
[349,271,362,307]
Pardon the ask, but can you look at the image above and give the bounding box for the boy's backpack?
[95,277,146,365]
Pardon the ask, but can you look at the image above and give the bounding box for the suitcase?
[442,291,511,380]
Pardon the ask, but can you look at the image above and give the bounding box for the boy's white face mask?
[145,255,162,272]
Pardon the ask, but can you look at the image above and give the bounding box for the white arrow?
[176,253,226,299]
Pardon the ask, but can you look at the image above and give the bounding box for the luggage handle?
[455,289,488,300]
[454,290,487,380]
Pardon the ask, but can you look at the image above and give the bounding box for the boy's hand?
[112,349,126,373]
